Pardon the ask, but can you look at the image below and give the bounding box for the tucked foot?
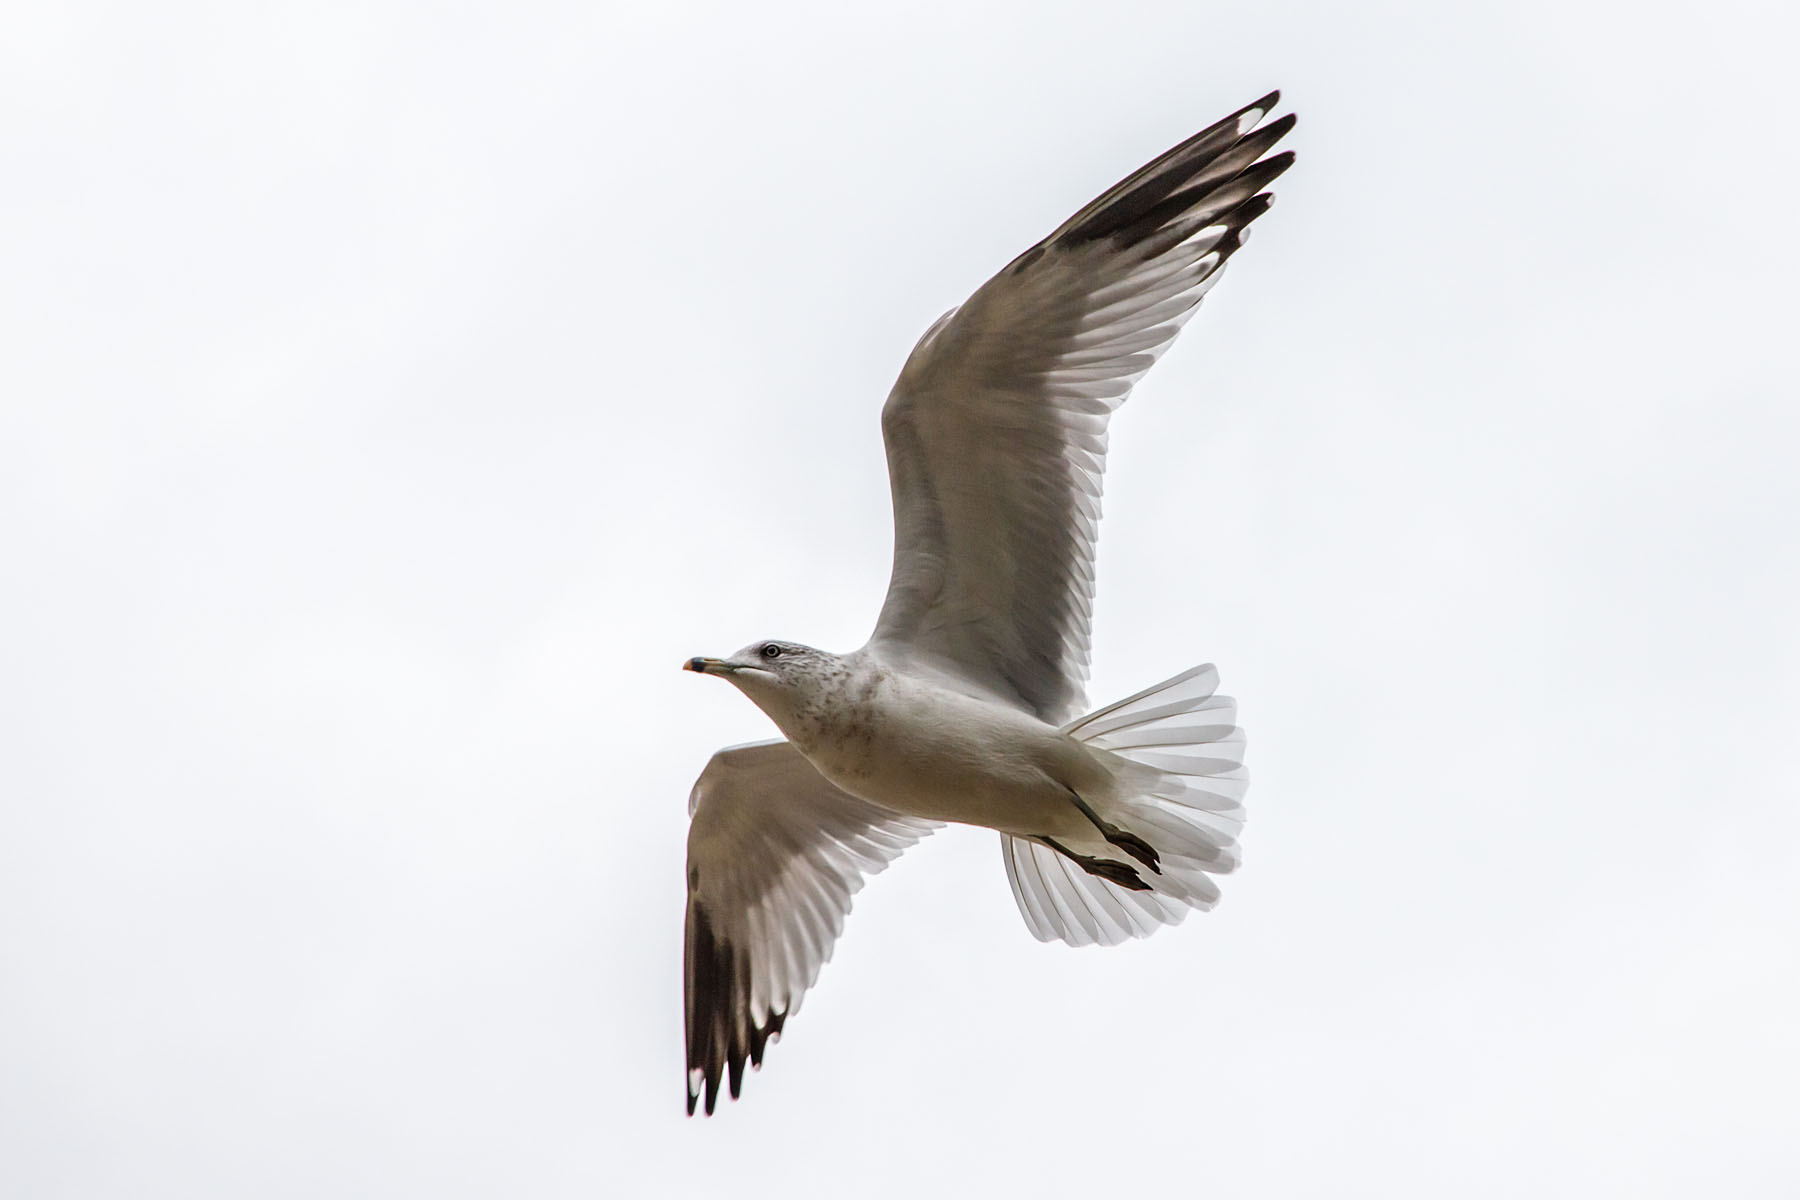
[1064,788,1162,874]
[1042,838,1153,892]
[1103,827,1161,875]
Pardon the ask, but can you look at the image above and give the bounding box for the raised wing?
[869,93,1294,724]
[684,739,939,1115]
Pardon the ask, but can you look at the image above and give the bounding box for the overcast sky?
[4,2,1797,1196]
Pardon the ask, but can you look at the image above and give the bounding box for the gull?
[682,92,1294,1115]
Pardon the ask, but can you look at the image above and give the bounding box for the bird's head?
[684,640,844,721]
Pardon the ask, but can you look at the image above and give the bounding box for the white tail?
[1000,664,1248,947]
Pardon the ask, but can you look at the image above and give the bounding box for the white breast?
[799,667,1092,838]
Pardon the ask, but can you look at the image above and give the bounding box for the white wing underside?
[683,739,939,1115]
[868,94,1294,724]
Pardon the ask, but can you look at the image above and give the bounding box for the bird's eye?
[760,643,782,659]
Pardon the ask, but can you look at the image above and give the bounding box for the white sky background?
[3,1,1797,1195]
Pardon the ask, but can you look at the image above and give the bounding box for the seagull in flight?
[682,92,1294,1115]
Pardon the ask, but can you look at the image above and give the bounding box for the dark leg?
[1064,788,1161,875]
[1042,837,1154,892]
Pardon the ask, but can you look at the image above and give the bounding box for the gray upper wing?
[868,93,1294,724]
[683,739,939,1115]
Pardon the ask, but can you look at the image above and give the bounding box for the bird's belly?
[800,691,1091,838]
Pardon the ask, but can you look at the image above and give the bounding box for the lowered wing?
[683,739,940,1115]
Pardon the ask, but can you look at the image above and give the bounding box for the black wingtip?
[1231,93,1292,142]
[1262,111,1298,140]
[1051,92,1297,248]
[1261,148,1298,181]
[686,895,799,1118]
[1228,192,1275,233]
[1229,90,1282,131]
[1213,89,1286,142]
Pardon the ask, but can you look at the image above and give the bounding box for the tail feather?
[1003,836,1190,945]
[1064,663,1231,738]
[1001,663,1248,947]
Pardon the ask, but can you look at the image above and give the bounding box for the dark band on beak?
[686,658,707,673]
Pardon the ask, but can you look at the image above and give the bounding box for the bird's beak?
[685,657,733,675]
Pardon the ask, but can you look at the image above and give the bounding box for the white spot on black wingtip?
[1236,89,1282,136]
